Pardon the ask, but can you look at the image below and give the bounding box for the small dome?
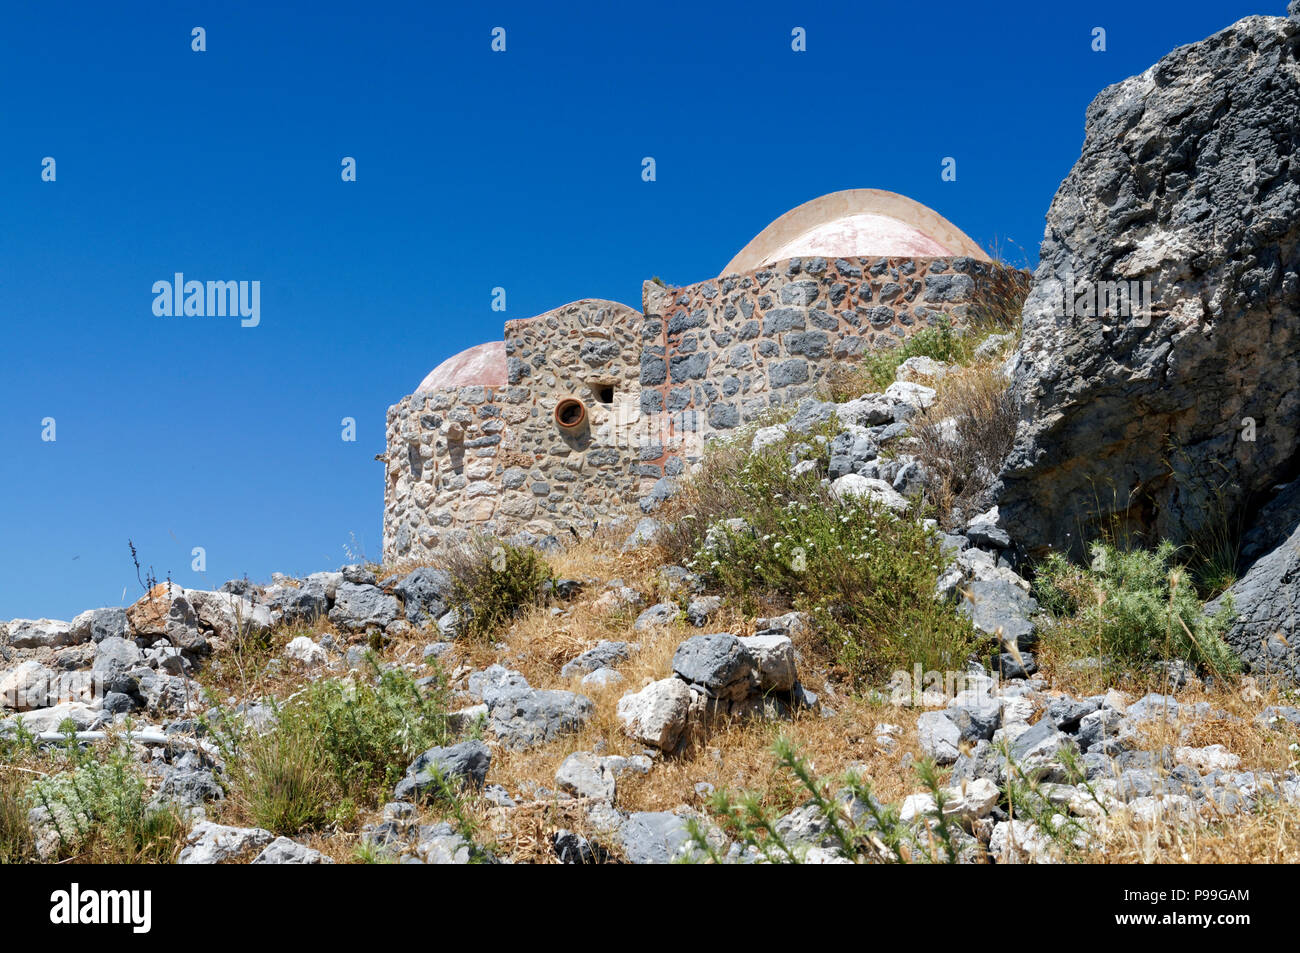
[722,188,989,276]
[417,340,506,392]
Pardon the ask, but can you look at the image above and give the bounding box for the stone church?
[383,188,1007,561]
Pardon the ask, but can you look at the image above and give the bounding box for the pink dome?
[417,340,506,392]
[766,213,954,260]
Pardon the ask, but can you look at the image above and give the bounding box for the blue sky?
[0,0,1274,620]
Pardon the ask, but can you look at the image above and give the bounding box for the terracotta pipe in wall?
[554,397,588,433]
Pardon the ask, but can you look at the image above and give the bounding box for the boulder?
[328,582,399,631]
[751,424,790,454]
[896,356,949,383]
[671,634,756,701]
[559,639,629,676]
[999,13,1300,558]
[488,688,593,750]
[1205,481,1300,682]
[958,579,1039,649]
[917,710,962,765]
[736,634,797,692]
[555,752,618,802]
[686,596,723,627]
[69,607,128,644]
[617,677,692,751]
[283,636,327,669]
[830,474,909,513]
[154,766,224,808]
[882,380,936,416]
[126,586,207,653]
[618,812,694,865]
[92,637,144,682]
[394,567,454,626]
[252,837,334,864]
[7,618,76,649]
[621,518,662,552]
[3,701,103,734]
[633,602,679,631]
[394,740,491,800]
[469,664,531,704]
[178,821,274,864]
[580,667,624,690]
[415,822,489,864]
[0,660,56,711]
[266,583,329,623]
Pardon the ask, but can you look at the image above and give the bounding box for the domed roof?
[721,188,989,276]
[417,340,506,392]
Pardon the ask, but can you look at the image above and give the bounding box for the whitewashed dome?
[721,188,989,276]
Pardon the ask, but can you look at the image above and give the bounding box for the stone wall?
[385,258,1014,557]
[638,255,1004,478]
[383,300,645,562]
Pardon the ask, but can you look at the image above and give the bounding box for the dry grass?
[1091,801,1300,864]
[384,531,939,862]
[19,496,1293,865]
[911,359,1020,529]
[365,528,1300,867]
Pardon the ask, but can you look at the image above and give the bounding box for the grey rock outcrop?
[999,13,1300,557]
[1205,480,1300,682]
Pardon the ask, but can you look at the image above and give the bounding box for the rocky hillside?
[3,6,1300,865]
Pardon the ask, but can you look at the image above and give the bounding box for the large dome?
[417,340,506,392]
[721,188,989,276]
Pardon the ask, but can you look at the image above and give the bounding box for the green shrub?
[858,318,968,390]
[26,739,185,863]
[664,431,981,685]
[229,727,334,833]
[1035,541,1239,677]
[445,537,554,642]
[214,658,451,833]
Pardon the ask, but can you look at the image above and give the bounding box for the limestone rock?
[555,751,618,802]
[671,633,756,701]
[0,660,57,711]
[830,474,909,513]
[252,837,334,864]
[178,821,274,864]
[736,634,797,692]
[1206,481,1300,682]
[1000,13,1300,558]
[7,618,76,649]
[394,740,492,800]
[283,635,327,669]
[328,582,399,632]
[617,677,692,751]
